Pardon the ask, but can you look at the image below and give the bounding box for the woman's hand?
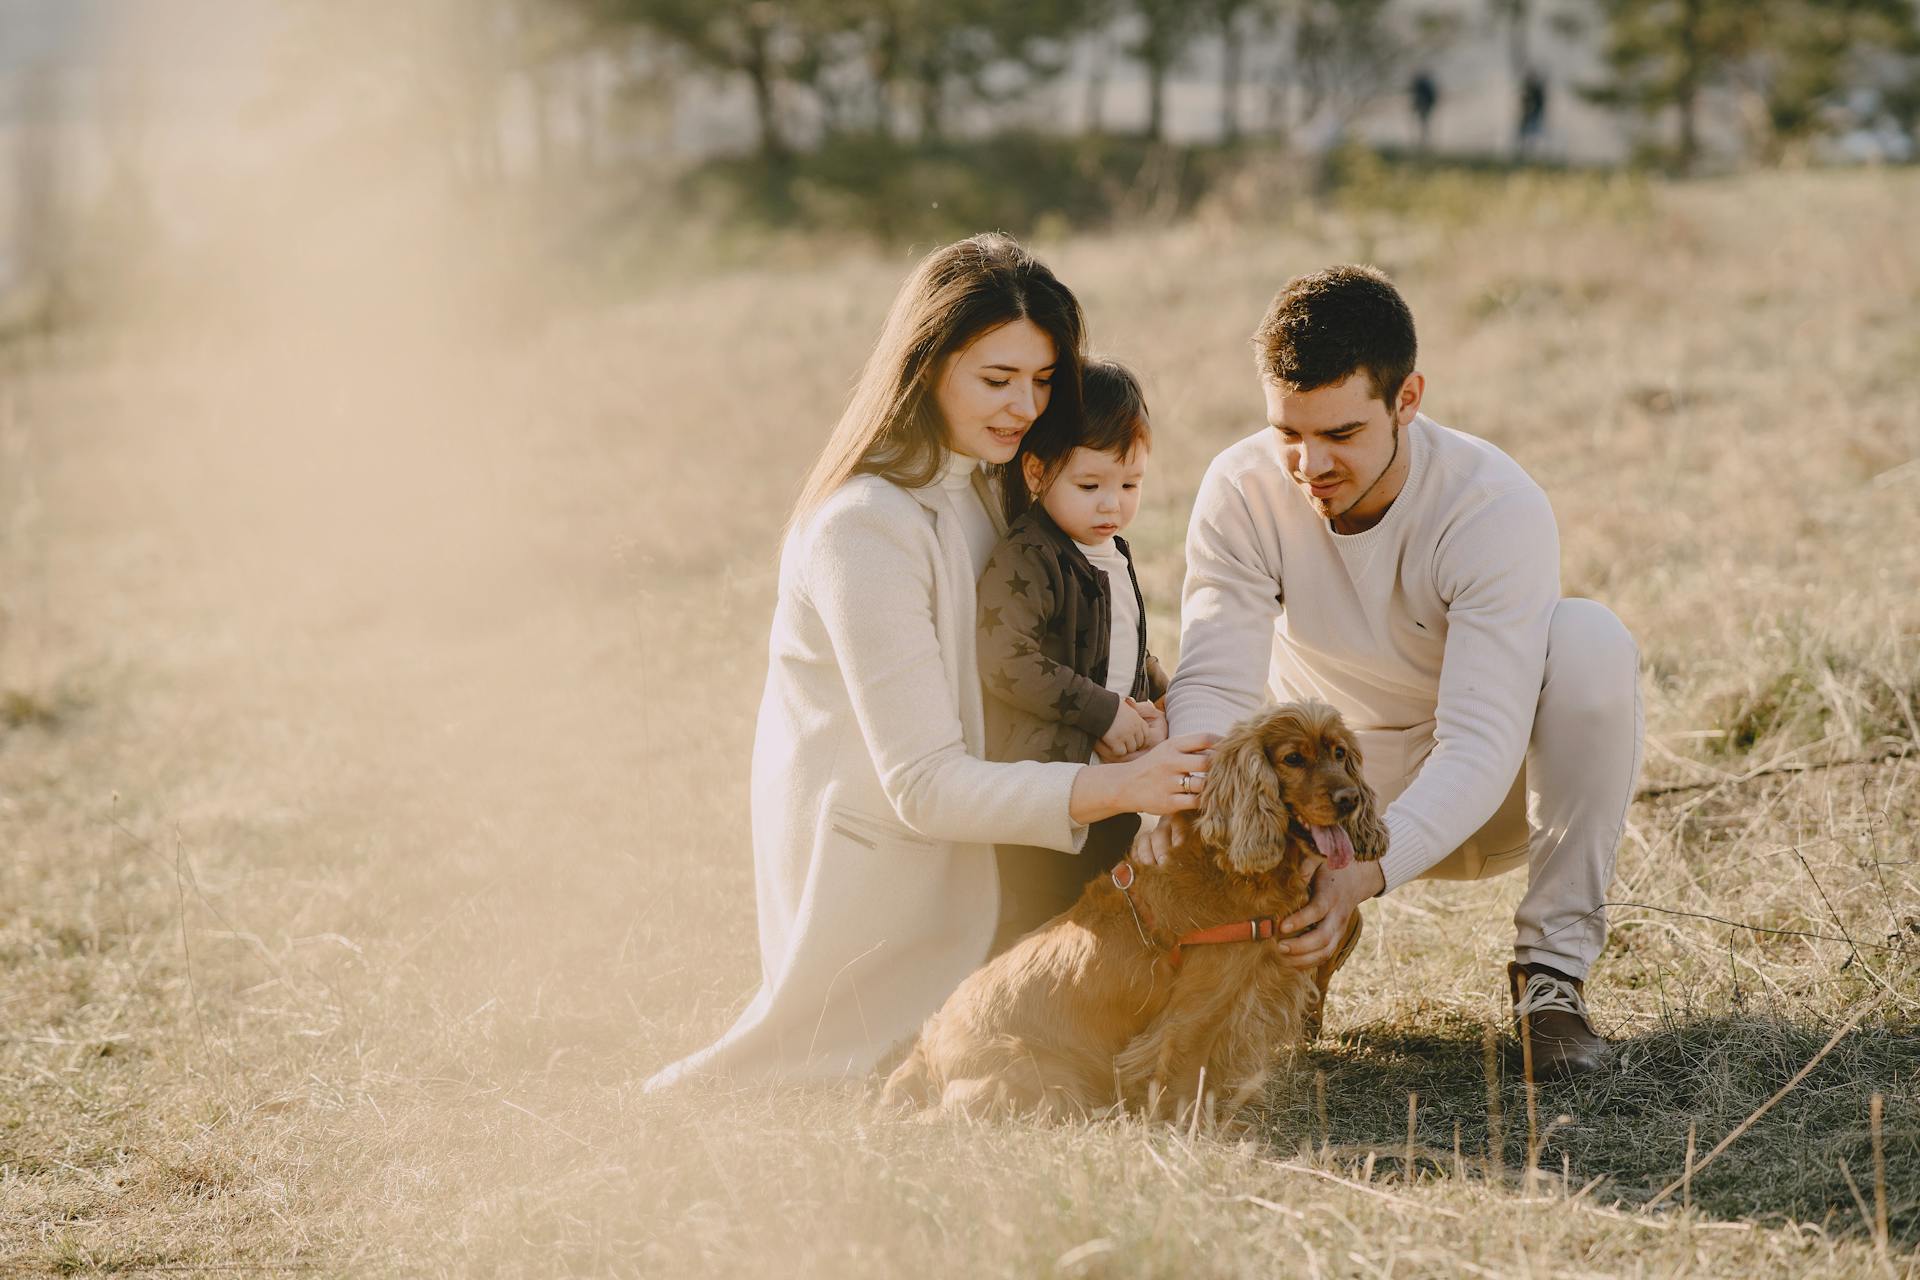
[1070,733,1217,825]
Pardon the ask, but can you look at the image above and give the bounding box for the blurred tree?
[1583,0,1764,170]
[1488,0,1534,147]
[1079,1,1123,134]
[1258,2,1304,139]
[1490,0,1532,75]
[1198,0,1282,141]
[1882,36,1920,150]
[1295,0,1461,140]
[7,61,70,331]
[1125,0,1204,140]
[866,0,959,138]
[273,0,569,183]
[842,0,1081,140]
[571,0,1086,151]
[268,0,684,185]
[498,0,609,173]
[1737,0,1920,160]
[1585,0,1919,168]
[573,0,827,160]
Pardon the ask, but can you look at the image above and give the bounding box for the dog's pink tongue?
[1310,824,1356,870]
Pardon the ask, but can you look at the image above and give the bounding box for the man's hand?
[1275,856,1386,970]
[1129,812,1194,867]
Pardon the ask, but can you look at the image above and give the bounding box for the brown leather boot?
[1508,961,1609,1079]
[1303,911,1364,1041]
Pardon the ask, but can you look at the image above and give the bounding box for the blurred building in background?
[2,0,1916,303]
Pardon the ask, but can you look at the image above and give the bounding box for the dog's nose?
[1333,787,1359,816]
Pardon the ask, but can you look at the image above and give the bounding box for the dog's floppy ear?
[1339,729,1390,861]
[1197,714,1293,874]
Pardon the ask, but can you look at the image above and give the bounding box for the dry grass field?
[1,165,1917,1276]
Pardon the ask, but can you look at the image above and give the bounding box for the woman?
[646,234,1213,1089]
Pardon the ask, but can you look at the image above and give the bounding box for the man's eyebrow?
[1271,419,1369,433]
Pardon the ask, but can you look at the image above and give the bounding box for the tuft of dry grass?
[1,167,1917,1276]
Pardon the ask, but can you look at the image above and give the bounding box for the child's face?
[1025,441,1148,544]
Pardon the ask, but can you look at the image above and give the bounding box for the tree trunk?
[1264,10,1298,139]
[13,61,66,294]
[742,23,786,162]
[916,64,944,140]
[1220,18,1242,142]
[1505,0,1530,78]
[869,16,902,138]
[1085,32,1108,134]
[1146,58,1167,140]
[1505,0,1530,149]
[1676,0,1702,172]
[583,48,611,170]
[528,64,553,175]
[1677,85,1699,171]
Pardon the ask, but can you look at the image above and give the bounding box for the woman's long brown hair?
[789,233,1086,530]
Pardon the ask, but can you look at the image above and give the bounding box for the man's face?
[1263,369,1423,534]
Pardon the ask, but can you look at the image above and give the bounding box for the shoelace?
[1514,972,1596,1032]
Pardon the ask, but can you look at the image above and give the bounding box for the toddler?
[977,358,1169,952]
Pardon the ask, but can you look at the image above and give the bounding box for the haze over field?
[0,2,1917,1275]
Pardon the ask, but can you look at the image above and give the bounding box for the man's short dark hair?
[1251,265,1417,406]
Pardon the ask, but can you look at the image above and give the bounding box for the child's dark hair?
[1003,358,1153,524]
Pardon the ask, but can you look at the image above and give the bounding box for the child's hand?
[1101,699,1166,761]
[1098,699,1151,760]
[1134,698,1168,750]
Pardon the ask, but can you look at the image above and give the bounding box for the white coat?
[645,461,1087,1087]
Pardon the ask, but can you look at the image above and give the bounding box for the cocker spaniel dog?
[883,700,1386,1124]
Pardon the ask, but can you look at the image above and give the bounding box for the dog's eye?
[1332,745,1347,761]
[1283,753,1306,768]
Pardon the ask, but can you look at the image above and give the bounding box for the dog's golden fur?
[882,700,1387,1123]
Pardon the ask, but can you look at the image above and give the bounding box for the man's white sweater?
[1166,413,1561,891]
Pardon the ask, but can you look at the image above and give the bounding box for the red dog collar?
[1110,861,1303,968]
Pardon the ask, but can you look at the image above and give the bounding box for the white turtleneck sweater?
[1166,414,1561,891]
[1073,536,1140,708]
[937,450,1002,575]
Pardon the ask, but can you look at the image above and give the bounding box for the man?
[1156,265,1642,1077]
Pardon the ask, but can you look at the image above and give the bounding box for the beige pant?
[1354,599,1643,980]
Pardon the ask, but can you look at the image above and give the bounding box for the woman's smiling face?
[934,319,1057,464]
